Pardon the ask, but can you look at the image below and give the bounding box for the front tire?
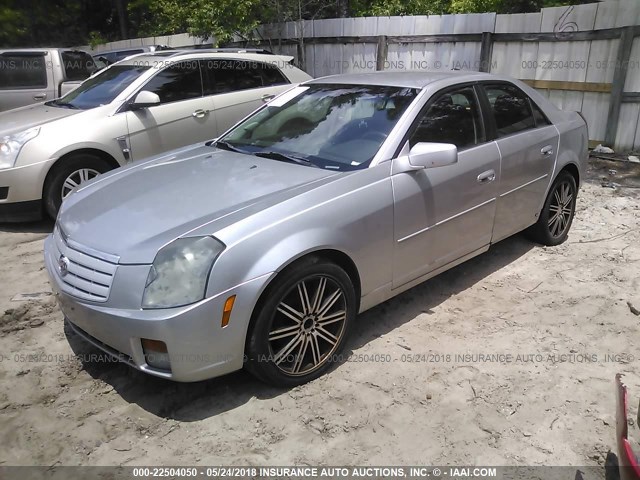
[43,154,112,219]
[246,257,356,387]
[526,171,577,246]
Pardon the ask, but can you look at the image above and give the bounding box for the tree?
[450,0,501,13]
[350,0,451,16]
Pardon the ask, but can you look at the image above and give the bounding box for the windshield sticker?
[268,86,310,107]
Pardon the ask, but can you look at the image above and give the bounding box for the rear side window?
[202,59,287,95]
[530,99,551,127]
[143,60,203,104]
[61,51,97,81]
[0,53,47,89]
[483,84,535,137]
[260,63,288,86]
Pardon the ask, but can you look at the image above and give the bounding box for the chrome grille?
[52,226,118,302]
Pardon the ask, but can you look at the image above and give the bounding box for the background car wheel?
[246,257,356,387]
[43,154,112,219]
[526,171,577,246]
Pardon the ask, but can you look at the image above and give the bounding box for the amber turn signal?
[222,295,236,327]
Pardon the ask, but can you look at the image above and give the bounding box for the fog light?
[141,338,171,371]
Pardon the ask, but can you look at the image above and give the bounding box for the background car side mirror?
[130,90,161,110]
[393,142,458,174]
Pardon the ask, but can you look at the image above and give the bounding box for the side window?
[61,51,96,81]
[530,99,551,127]
[143,60,202,104]
[202,59,272,95]
[0,53,48,89]
[409,86,485,150]
[259,63,288,86]
[484,84,535,137]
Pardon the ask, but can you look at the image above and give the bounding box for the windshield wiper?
[44,100,78,109]
[253,151,319,168]
[210,139,246,154]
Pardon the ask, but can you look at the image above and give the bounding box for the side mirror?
[394,142,458,173]
[130,90,160,110]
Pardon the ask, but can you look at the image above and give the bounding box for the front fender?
[206,166,395,303]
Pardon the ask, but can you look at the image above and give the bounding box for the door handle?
[261,94,276,103]
[192,109,209,118]
[541,145,554,156]
[477,170,496,184]
[33,93,47,100]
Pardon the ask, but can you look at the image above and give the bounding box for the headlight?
[0,127,40,169]
[142,236,225,309]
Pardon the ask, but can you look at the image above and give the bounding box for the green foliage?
[0,5,27,47]
[88,31,108,49]
[0,0,607,48]
[450,0,502,13]
[350,0,451,16]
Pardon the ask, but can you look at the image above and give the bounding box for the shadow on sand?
[65,234,536,421]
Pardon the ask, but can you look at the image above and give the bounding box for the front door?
[392,85,500,289]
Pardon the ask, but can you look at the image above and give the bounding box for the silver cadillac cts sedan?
[44,71,588,386]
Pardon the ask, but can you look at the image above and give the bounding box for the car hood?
[57,145,339,264]
[0,102,80,136]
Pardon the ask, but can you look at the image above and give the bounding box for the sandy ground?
[0,157,639,472]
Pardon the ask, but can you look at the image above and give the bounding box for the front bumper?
[44,234,270,382]
[0,159,55,221]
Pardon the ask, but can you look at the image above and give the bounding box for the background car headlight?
[0,127,40,169]
[142,236,225,309]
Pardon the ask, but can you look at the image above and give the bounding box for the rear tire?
[526,171,577,246]
[245,257,356,387]
[43,154,112,219]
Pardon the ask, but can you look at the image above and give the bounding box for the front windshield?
[48,64,150,110]
[220,84,419,171]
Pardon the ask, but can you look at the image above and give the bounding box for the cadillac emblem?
[58,255,69,277]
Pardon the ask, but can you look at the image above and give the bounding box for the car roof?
[116,50,292,66]
[93,47,153,55]
[308,70,497,89]
[0,48,91,54]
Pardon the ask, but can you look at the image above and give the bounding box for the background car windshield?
[221,84,419,171]
[57,65,150,109]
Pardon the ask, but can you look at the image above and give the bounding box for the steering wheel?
[362,131,388,143]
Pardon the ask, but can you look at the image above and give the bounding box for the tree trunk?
[114,0,128,40]
[337,0,348,18]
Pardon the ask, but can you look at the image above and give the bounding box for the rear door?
[0,51,54,111]
[126,59,217,161]
[202,58,291,135]
[392,84,500,288]
[478,82,558,242]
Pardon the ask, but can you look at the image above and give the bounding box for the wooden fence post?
[604,26,635,148]
[376,35,388,71]
[479,31,493,73]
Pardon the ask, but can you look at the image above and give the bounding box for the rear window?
[61,50,97,81]
[0,53,48,89]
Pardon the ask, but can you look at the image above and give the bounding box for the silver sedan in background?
[44,71,588,386]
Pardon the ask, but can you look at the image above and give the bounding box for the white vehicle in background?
[0,48,97,111]
[0,49,312,221]
[92,45,174,70]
